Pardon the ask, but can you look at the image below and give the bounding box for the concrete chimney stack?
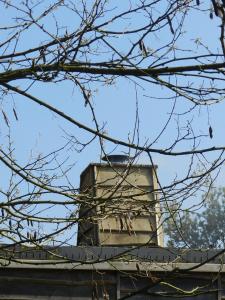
[77,155,164,247]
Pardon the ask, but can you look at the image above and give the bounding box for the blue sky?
[0,1,225,241]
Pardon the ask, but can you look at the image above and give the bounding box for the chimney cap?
[101,154,132,164]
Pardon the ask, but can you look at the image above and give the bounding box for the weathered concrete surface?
[78,163,163,247]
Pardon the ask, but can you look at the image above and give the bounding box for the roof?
[1,245,223,262]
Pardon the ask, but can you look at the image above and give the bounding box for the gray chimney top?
[101,154,131,164]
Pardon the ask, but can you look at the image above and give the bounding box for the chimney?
[77,155,164,247]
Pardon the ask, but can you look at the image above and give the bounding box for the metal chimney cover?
[101,154,131,164]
